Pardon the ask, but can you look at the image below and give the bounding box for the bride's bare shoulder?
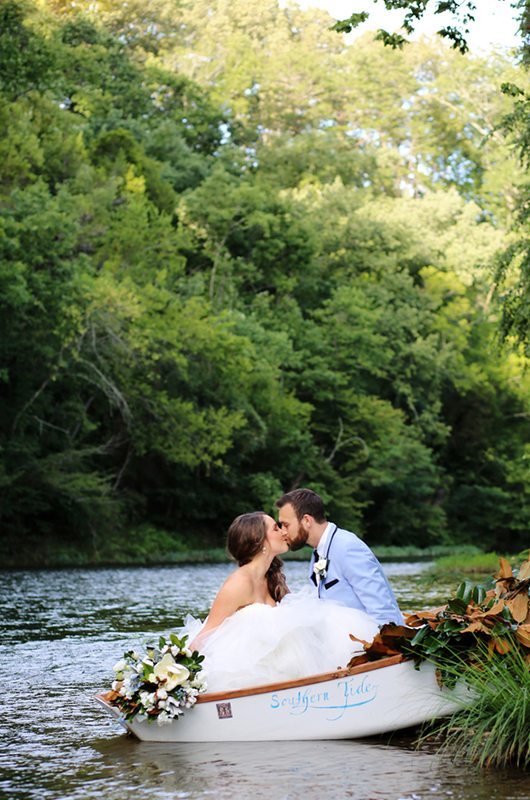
[207,567,253,623]
[219,567,252,597]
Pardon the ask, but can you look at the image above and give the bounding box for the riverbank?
[3,524,484,569]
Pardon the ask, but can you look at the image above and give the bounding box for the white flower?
[153,653,190,691]
[170,645,180,657]
[142,657,154,667]
[113,659,127,673]
[182,647,192,657]
[139,691,156,710]
[157,688,168,700]
[313,557,328,579]
[157,711,169,726]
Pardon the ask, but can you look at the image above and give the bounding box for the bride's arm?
[189,572,252,650]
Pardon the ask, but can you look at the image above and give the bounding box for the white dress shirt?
[312,521,335,595]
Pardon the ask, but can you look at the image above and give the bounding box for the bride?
[183,512,379,693]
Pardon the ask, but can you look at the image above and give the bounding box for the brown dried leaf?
[496,558,513,580]
[460,620,490,634]
[515,625,530,649]
[496,577,516,597]
[475,599,505,618]
[347,653,370,669]
[404,609,441,626]
[518,560,530,581]
[506,593,529,623]
[494,637,512,655]
[349,633,371,648]
[355,624,416,660]
[403,614,425,628]
[378,623,417,640]
[479,616,498,629]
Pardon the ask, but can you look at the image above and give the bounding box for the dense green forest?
[1,0,529,566]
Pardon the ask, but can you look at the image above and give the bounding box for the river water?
[1,561,529,800]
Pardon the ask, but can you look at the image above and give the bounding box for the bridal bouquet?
[109,633,207,725]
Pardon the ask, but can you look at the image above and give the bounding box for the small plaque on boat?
[216,702,233,719]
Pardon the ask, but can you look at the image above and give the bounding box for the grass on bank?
[430,550,530,576]
[430,551,505,576]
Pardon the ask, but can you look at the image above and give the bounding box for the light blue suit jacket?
[310,524,404,626]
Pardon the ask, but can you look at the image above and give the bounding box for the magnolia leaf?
[347,653,370,669]
[349,633,371,649]
[378,623,417,639]
[479,599,505,618]
[447,597,468,615]
[495,578,515,597]
[404,613,431,627]
[518,560,530,581]
[516,628,530,648]
[405,606,446,625]
[355,624,415,659]
[506,593,529,623]
[496,558,513,580]
[493,637,512,655]
[459,620,489,634]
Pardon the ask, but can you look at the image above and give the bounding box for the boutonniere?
[313,557,329,581]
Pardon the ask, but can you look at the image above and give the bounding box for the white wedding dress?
[180,589,379,693]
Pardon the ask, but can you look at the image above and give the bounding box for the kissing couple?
[183,488,404,693]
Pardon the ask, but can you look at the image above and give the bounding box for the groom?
[276,488,403,627]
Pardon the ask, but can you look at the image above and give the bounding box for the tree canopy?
[0,0,528,565]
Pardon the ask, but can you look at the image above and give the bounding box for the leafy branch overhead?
[332,0,513,54]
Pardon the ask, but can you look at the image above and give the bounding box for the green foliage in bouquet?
[109,634,206,725]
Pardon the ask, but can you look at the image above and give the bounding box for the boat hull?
[96,656,467,742]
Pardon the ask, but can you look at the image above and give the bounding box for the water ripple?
[1,563,528,799]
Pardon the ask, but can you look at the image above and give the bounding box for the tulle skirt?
[180,590,379,693]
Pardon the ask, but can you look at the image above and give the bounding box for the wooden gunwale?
[195,653,406,703]
[95,654,407,709]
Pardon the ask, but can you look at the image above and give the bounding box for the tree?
[333,0,522,54]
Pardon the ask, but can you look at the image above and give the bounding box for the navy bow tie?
[313,549,320,560]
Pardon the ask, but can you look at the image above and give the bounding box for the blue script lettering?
[270,677,377,720]
[270,688,330,715]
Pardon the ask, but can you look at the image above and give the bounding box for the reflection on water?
[1,561,529,800]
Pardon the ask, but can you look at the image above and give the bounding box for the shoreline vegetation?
[349,554,530,769]
[3,529,509,571]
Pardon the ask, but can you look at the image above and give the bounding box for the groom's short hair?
[275,488,326,523]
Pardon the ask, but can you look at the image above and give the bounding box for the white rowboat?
[96,655,467,742]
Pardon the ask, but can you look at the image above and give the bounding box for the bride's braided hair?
[227,512,289,602]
